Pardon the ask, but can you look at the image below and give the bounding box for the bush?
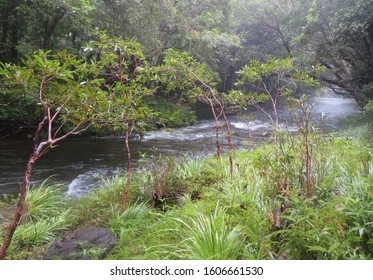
[144,97,197,128]
[175,206,244,260]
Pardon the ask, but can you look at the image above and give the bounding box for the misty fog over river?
[0,93,362,197]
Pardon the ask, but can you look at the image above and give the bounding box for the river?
[0,93,362,197]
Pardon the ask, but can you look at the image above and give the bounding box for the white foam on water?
[66,168,117,198]
[144,130,209,141]
[230,120,272,131]
[231,120,299,133]
[143,120,216,141]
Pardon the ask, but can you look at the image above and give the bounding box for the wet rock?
[277,253,288,260]
[0,205,17,230]
[44,227,117,260]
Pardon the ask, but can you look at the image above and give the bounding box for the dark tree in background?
[0,0,94,62]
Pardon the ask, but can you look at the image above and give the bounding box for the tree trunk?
[206,96,221,158]
[0,1,10,61]
[121,121,131,213]
[0,0,20,61]
[318,59,369,107]
[42,7,66,50]
[10,17,18,61]
[0,151,38,259]
[0,114,48,259]
[212,94,233,177]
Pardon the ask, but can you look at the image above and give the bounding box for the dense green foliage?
[1,0,373,130]
[0,35,198,137]
[1,124,372,259]
[143,97,197,128]
[0,49,109,137]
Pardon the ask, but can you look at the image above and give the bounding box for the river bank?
[1,123,372,259]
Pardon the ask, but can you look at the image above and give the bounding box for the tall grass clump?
[341,116,373,142]
[338,168,373,259]
[4,180,73,259]
[217,165,273,259]
[175,155,207,180]
[175,207,243,260]
[109,202,150,238]
[107,203,183,260]
[74,175,127,225]
[11,210,71,247]
[25,180,66,221]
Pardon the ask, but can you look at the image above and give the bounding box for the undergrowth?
[1,123,372,260]
[0,181,74,259]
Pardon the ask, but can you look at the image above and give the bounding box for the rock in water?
[44,227,117,260]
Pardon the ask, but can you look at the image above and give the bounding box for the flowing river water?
[0,93,362,197]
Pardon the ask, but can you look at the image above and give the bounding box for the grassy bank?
[1,125,372,260]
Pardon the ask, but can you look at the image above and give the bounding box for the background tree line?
[1,0,373,132]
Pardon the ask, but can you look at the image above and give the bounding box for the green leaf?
[307,246,328,253]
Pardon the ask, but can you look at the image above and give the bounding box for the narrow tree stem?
[206,96,221,158]
[122,120,132,213]
[0,151,37,259]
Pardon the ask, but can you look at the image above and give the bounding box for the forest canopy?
[1,0,373,131]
